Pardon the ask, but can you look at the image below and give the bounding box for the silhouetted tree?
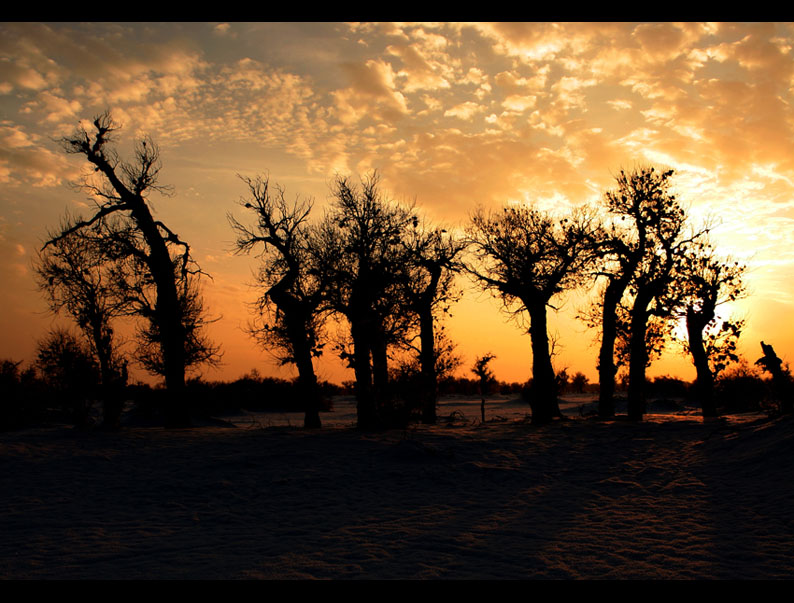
[677,241,746,417]
[589,167,703,420]
[570,371,589,393]
[400,220,466,423]
[313,172,415,428]
[466,204,599,425]
[44,112,218,426]
[34,221,128,428]
[229,174,328,428]
[586,168,670,417]
[472,353,496,423]
[622,170,704,420]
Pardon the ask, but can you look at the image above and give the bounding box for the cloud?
[501,94,537,113]
[1,23,207,127]
[472,22,568,60]
[444,101,484,120]
[0,59,50,92]
[0,124,77,188]
[25,91,82,123]
[387,43,450,92]
[494,69,548,95]
[333,59,409,124]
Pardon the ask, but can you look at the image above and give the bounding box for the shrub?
[715,361,771,412]
[35,329,100,428]
[648,375,691,400]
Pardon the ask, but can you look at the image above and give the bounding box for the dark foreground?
[1,412,793,579]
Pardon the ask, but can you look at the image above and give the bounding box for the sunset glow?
[2,22,793,386]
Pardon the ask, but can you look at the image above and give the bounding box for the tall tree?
[34,221,128,428]
[589,167,703,420]
[229,174,328,428]
[400,221,466,424]
[313,172,415,428]
[619,169,703,420]
[466,204,599,425]
[43,112,218,426]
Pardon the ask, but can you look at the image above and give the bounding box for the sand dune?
[1,405,793,579]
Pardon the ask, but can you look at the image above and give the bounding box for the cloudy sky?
[2,21,793,386]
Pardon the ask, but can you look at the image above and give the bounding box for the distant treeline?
[1,356,783,431]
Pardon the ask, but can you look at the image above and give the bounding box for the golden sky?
[1,22,793,386]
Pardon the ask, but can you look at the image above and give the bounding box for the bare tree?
[44,112,218,426]
[400,221,466,424]
[313,171,415,428]
[34,220,128,428]
[466,204,599,425]
[229,174,328,428]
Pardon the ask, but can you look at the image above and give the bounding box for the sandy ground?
[1,400,793,580]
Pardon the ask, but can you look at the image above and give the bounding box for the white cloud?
[502,94,536,112]
[444,101,483,120]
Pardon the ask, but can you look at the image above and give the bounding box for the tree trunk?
[291,327,322,429]
[687,309,717,418]
[350,318,376,429]
[131,203,190,427]
[370,327,391,423]
[627,303,649,421]
[418,307,438,425]
[598,285,623,419]
[527,301,561,425]
[87,316,122,428]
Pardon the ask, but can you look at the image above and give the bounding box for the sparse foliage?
[466,203,599,424]
[44,112,219,426]
[675,241,747,416]
[399,219,466,423]
[313,171,416,428]
[34,222,128,427]
[229,174,328,428]
[589,166,705,420]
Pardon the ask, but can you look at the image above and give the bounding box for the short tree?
[34,221,128,428]
[35,328,100,428]
[466,204,599,425]
[677,241,746,417]
[570,371,589,393]
[472,353,497,422]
